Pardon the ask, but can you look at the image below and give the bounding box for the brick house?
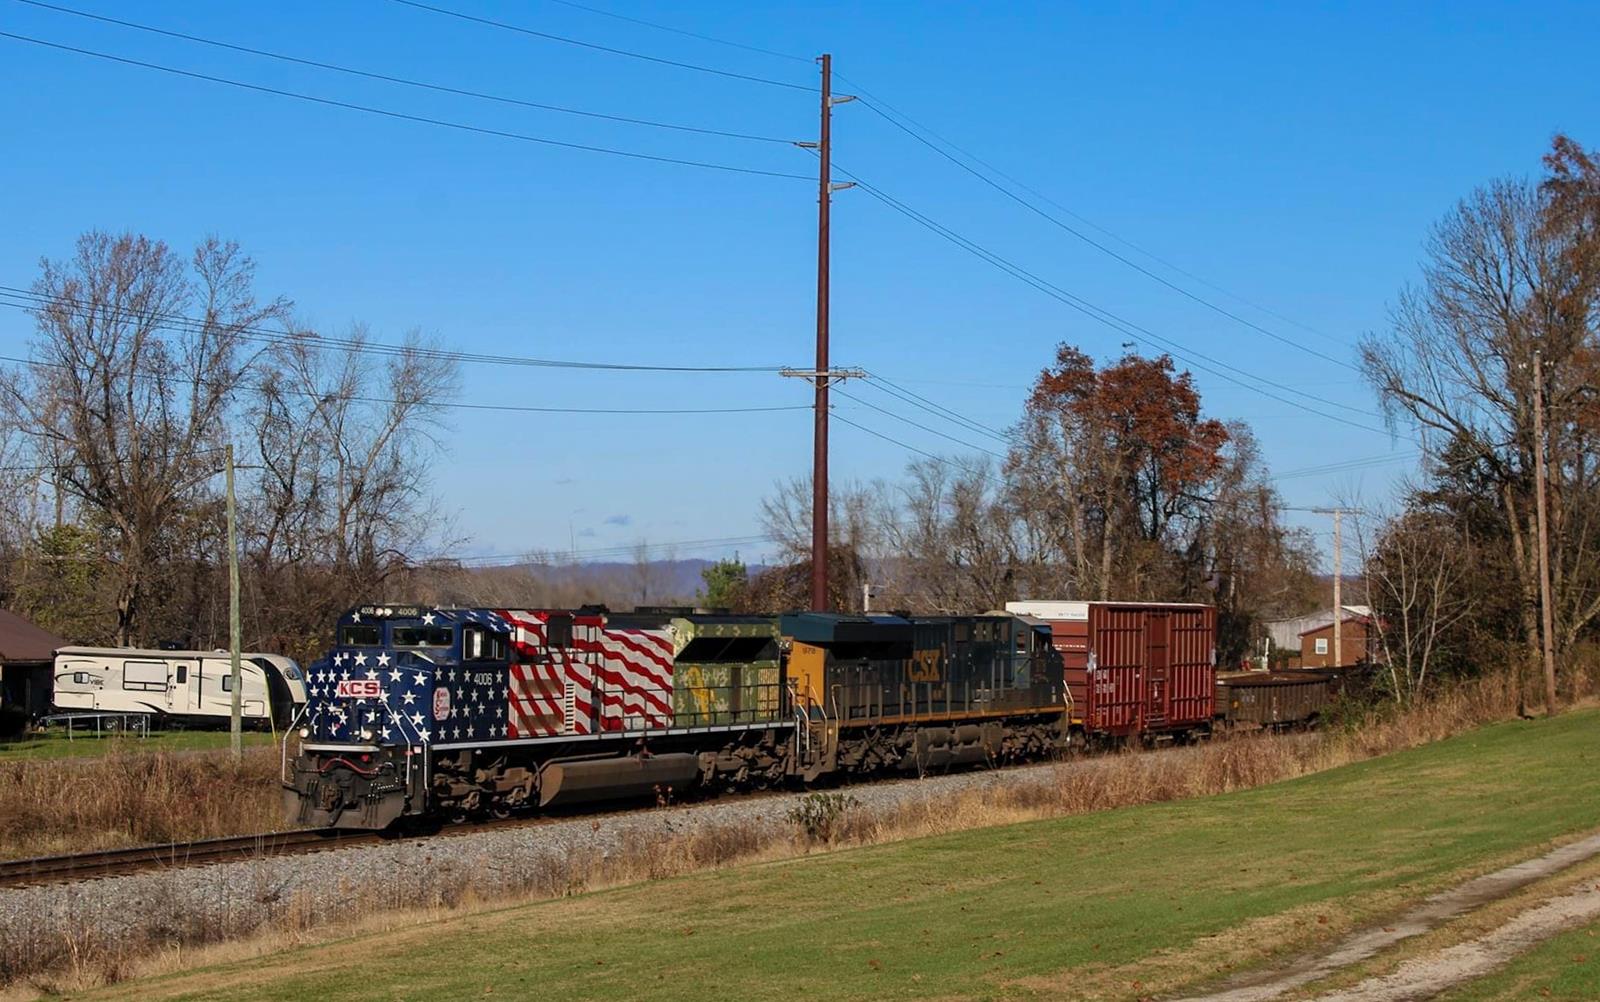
[1293,613,1376,669]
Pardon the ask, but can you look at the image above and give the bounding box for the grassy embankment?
[86,706,1600,1002]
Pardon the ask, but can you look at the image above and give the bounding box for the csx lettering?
[908,649,942,683]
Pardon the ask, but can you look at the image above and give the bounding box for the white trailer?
[51,647,307,729]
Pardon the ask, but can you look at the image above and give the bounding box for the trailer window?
[73,671,91,685]
[340,624,381,646]
[392,625,454,649]
[123,660,167,692]
[221,674,234,692]
[176,666,188,684]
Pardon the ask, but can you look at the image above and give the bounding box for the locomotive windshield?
[391,624,454,648]
[339,624,381,646]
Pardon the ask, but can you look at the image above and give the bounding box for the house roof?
[0,608,67,663]
[1298,613,1373,638]
[1265,606,1374,651]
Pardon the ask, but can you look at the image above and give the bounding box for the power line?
[0,350,807,417]
[863,372,1013,443]
[852,97,1358,372]
[449,532,773,566]
[1270,451,1421,482]
[833,412,999,484]
[386,0,815,93]
[834,74,1352,351]
[541,0,812,64]
[0,287,786,373]
[832,163,1401,440]
[833,387,1006,459]
[0,30,812,181]
[14,0,795,145]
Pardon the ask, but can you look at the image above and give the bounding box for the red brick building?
[1293,614,1375,669]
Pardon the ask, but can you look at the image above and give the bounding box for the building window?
[1314,638,1329,655]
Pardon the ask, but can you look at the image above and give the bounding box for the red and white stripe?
[582,626,675,731]
[498,609,677,735]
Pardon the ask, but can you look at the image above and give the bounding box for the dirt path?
[1177,829,1600,1002]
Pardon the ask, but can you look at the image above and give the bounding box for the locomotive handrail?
[280,702,309,785]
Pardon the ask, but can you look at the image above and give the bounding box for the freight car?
[283,606,1069,829]
[1214,669,1335,730]
[1004,601,1217,743]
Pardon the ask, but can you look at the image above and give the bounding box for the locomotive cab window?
[464,628,507,661]
[339,624,381,647]
[392,625,454,649]
[546,614,574,648]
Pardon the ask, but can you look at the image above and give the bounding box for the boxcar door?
[1144,611,1170,729]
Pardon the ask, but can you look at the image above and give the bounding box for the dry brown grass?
[0,747,282,859]
[0,671,1583,995]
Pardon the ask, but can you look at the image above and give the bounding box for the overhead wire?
[830,161,1403,440]
[851,98,1357,371]
[0,287,786,373]
[13,0,795,145]
[832,387,1006,459]
[540,0,813,64]
[0,30,813,181]
[833,73,1352,350]
[386,0,815,92]
[0,350,807,417]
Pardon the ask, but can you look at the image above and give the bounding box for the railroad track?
[0,794,686,890]
[0,828,379,889]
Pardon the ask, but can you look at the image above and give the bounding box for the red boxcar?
[1005,601,1216,739]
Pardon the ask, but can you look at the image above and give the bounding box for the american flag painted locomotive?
[283,604,1071,828]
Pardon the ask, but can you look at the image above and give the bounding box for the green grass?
[1432,918,1600,1001]
[95,709,1600,1002]
[0,729,277,761]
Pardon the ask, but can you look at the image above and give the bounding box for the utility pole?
[1309,507,1361,667]
[226,443,243,761]
[1332,508,1343,669]
[1533,349,1558,714]
[783,53,855,612]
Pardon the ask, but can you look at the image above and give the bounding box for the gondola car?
[282,605,1069,829]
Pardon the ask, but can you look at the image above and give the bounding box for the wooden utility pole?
[810,52,834,614]
[1332,508,1343,669]
[1308,507,1361,667]
[226,443,243,761]
[783,53,856,612]
[1533,349,1558,714]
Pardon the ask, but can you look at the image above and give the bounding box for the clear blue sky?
[2,0,1596,568]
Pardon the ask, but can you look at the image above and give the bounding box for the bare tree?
[1354,504,1477,703]
[244,327,457,654]
[0,232,286,644]
[1360,153,1600,688]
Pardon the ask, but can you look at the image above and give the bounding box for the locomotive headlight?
[360,728,375,741]
[298,727,310,738]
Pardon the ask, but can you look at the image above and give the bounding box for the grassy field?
[1434,917,1600,1001]
[88,707,1600,1002]
[0,729,276,762]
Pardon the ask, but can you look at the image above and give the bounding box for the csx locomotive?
[283,605,1070,828]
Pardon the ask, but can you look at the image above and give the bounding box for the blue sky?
[2,0,1596,568]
